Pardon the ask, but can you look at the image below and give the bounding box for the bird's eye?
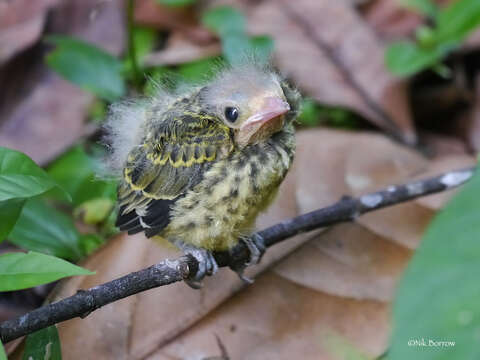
[224,107,239,123]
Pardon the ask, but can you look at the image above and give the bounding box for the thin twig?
[0,167,475,344]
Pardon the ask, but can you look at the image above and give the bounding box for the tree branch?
[0,167,475,344]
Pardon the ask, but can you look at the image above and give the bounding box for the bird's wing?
[116,118,232,237]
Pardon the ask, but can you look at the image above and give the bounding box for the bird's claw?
[179,243,218,289]
[230,233,266,284]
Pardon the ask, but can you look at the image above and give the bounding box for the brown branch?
[0,166,475,344]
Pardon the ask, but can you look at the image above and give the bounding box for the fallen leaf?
[8,129,472,359]
[0,0,125,165]
[144,32,221,66]
[243,0,416,144]
[0,0,60,65]
[361,0,423,41]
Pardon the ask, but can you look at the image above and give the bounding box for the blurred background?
[1,0,480,359]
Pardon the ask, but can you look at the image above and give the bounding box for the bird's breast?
[164,128,295,250]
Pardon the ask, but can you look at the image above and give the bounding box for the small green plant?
[385,0,480,76]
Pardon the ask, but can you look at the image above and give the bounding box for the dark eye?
[224,107,239,123]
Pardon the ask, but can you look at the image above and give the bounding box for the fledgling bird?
[105,62,301,287]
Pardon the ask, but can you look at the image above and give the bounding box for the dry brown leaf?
[362,0,423,41]
[242,0,416,144]
[144,32,221,67]
[0,0,60,65]
[0,0,125,165]
[9,129,470,360]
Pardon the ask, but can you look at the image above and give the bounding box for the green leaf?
[79,233,105,256]
[298,98,322,127]
[249,35,274,63]
[385,40,446,76]
[177,57,221,83]
[0,341,6,360]
[389,168,480,360]
[436,0,480,45]
[124,26,157,75]
[45,35,125,101]
[0,147,69,202]
[0,251,93,292]
[23,326,62,360]
[222,32,251,65]
[74,197,114,225]
[0,199,25,243]
[47,146,116,206]
[156,0,195,7]
[400,0,438,17]
[202,6,246,36]
[9,199,84,261]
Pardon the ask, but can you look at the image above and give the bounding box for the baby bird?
[108,62,301,287]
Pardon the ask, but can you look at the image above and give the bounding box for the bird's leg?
[230,233,266,284]
[174,240,218,289]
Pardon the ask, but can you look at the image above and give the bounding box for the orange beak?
[236,97,290,147]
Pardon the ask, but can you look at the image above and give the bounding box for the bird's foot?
[230,233,266,284]
[176,242,218,289]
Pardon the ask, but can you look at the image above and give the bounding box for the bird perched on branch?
[105,62,301,288]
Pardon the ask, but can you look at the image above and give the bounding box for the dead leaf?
[242,0,416,144]
[144,32,221,67]
[6,129,471,360]
[0,0,60,65]
[361,0,423,41]
[0,0,125,165]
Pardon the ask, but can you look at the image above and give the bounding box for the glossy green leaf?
[9,199,84,261]
[0,147,69,202]
[0,199,25,243]
[0,251,93,292]
[389,168,480,360]
[202,6,246,36]
[45,35,125,101]
[436,0,480,45]
[156,0,195,6]
[385,40,446,76]
[400,0,438,17]
[0,341,6,360]
[23,326,62,360]
[47,146,116,206]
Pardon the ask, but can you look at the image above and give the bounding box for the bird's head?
[200,64,297,148]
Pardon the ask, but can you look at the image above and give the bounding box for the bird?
[105,62,301,288]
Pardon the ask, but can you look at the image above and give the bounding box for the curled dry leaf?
[8,129,472,360]
[242,0,416,144]
[0,0,60,65]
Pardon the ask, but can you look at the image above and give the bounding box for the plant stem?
[127,0,142,89]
